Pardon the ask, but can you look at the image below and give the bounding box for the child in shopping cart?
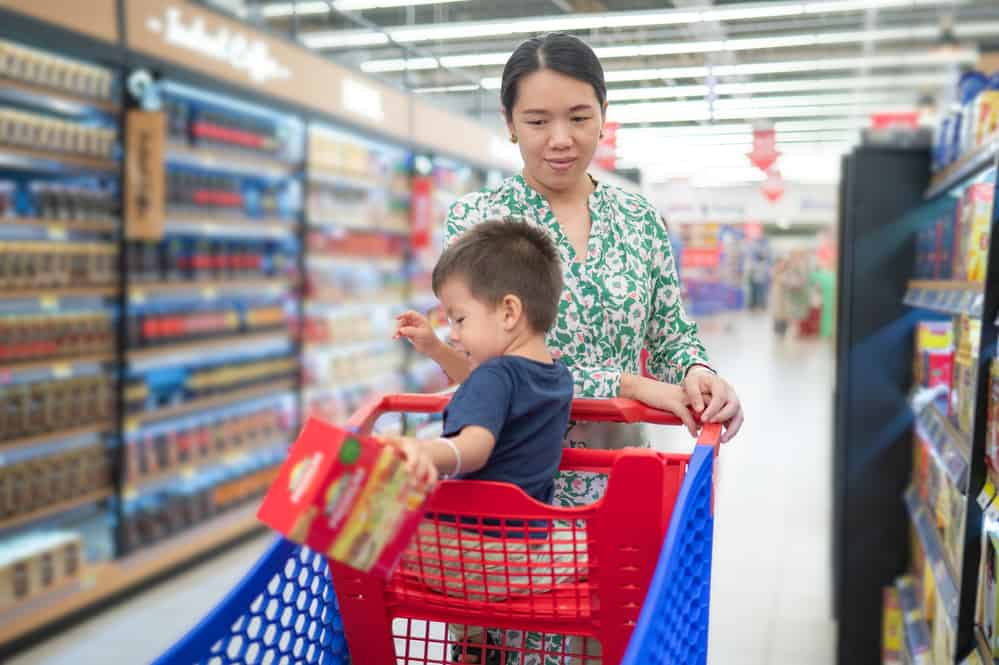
[391,218,692,664]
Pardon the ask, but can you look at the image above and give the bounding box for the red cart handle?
[346,393,724,447]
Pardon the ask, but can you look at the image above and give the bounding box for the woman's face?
[506,68,605,194]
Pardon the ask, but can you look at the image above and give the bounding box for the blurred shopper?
[747,238,772,312]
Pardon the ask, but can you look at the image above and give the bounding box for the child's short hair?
[432,219,563,333]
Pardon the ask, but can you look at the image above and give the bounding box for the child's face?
[438,277,510,369]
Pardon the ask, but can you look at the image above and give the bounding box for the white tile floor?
[12,312,837,665]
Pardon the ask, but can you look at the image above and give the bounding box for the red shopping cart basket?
[153,395,720,665]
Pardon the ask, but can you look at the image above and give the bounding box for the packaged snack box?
[258,417,431,577]
[988,361,999,472]
[964,182,994,282]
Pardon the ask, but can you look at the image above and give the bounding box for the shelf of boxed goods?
[0,421,114,456]
[166,142,302,181]
[0,501,264,648]
[905,281,986,318]
[126,330,291,366]
[0,146,118,175]
[897,575,934,665]
[927,133,999,201]
[2,217,118,234]
[126,378,297,428]
[163,215,298,241]
[0,76,121,116]
[0,488,113,533]
[129,277,293,304]
[905,485,962,630]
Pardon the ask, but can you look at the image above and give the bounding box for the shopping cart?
[153,394,720,665]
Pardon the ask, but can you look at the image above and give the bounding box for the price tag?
[52,363,71,379]
[124,419,140,435]
[181,466,197,479]
[40,295,59,311]
[132,290,146,304]
[201,287,217,300]
[48,225,67,240]
[123,487,137,501]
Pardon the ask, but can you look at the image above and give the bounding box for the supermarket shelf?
[0,286,118,302]
[0,488,112,533]
[126,330,291,366]
[305,299,406,318]
[0,217,117,234]
[302,370,403,403]
[905,485,960,630]
[975,626,992,665]
[895,576,933,665]
[167,141,300,179]
[126,379,296,426]
[164,215,297,240]
[130,278,291,303]
[0,501,266,648]
[0,76,120,115]
[915,401,971,490]
[307,217,409,236]
[0,351,114,377]
[307,253,404,272]
[0,145,118,174]
[926,134,999,200]
[123,437,288,498]
[904,280,984,317]
[0,422,112,455]
[308,170,408,198]
[304,339,398,359]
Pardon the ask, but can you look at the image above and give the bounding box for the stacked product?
[302,124,411,429]
[934,70,999,172]
[0,39,120,614]
[119,78,303,556]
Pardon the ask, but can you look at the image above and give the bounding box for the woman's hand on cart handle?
[682,366,743,443]
[620,374,698,437]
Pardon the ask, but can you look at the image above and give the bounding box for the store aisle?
[664,312,836,665]
[13,313,835,665]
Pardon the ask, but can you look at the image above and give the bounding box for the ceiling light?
[610,102,914,124]
[261,0,470,18]
[361,57,439,73]
[302,32,390,48]
[413,83,482,93]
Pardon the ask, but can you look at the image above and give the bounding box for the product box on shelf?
[915,321,954,392]
[0,531,82,612]
[959,182,995,283]
[980,529,999,657]
[952,316,982,434]
[933,591,956,664]
[259,418,432,576]
[883,586,903,665]
[0,40,114,101]
[988,361,999,472]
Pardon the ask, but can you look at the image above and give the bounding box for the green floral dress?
[445,175,710,664]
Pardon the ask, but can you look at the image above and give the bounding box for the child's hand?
[394,310,443,356]
[629,376,698,437]
[383,436,439,487]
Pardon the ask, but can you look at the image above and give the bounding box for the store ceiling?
[232,0,999,186]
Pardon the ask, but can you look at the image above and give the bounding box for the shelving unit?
[892,132,999,663]
[117,78,303,564]
[0,37,121,631]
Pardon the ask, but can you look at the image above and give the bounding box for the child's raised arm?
[393,311,472,383]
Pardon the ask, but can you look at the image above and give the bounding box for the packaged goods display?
[125,300,289,348]
[0,373,115,441]
[0,176,118,224]
[125,236,294,284]
[956,182,995,283]
[0,108,117,161]
[0,310,113,364]
[0,442,112,523]
[914,320,955,393]
[988,362,999,473]
[914,198,959,281]
[0,40,114,102]
[951,316,982,435]
[0,532,83,613]
[935,69,999,171]
[0,241,116,290]
[258,418,431,577]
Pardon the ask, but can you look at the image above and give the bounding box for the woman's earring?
[510,135,518,144]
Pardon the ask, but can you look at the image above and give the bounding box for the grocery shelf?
[307,253,404,272]
[915,401,971,491]
[0,217,117,234]
[167,142,301,179]
[895,576,933,665]
[127,330,289,363]
[975,626,992,665]
[303,338,398,359]
[926,134,999,200]
[308,170,381,192]
[122,437,288,499]
[307,217,409,236]
[0,422,112,455]
[0,488,112,533]
[302,370,403,403]
[904,280,984,317]
[905,486,960,630]
[0,145,118,174]
[0,351,114,377]
[0,286,118,302]
[0,502,266,648]
[129,278,292,303]
[164,215,297,240]
[125,379,296,427]
[0,76,120,115]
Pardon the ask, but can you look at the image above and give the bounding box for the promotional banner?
[748,122,780,172]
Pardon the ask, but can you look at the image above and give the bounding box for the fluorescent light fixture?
[361,57,439,73]
[413,83,481,93]
[300,0,970,48]
[302,32,390,48]
[608,74,951,102]
[262,0,469,18]
[616,92,909,114]
[610,101,914,124]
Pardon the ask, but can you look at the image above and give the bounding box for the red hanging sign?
[870,111,919,129]
[594,121,619,171]
[410,176,433,251]
[748,124,780,172]
[761,168,784,204]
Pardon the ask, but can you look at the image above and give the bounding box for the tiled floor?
[11,312,837,664]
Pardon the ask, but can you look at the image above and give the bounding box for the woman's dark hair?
[501,32,606,120]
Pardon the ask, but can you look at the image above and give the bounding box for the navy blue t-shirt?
[442,355,573,505]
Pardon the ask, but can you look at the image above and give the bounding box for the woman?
[398,32,743,664]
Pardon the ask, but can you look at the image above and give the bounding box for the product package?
[882,586,903,665]
[963,183,995,283]
[952,316,982,434]
[258,417,431,577]
[915,321,954,392]
[988,361,999,472]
